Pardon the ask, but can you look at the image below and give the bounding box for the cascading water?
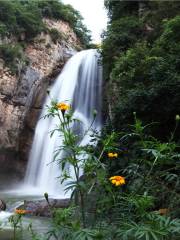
[24,49,102,197]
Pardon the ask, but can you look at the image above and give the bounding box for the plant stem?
[80,190,86,228]
[169,120,179,142]
[13,224,16,240]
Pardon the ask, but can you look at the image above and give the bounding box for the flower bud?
[93,109,97,117]
[44,192,49,203]
[176,115,180,121]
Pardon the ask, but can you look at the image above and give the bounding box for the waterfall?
[24,49,102,197]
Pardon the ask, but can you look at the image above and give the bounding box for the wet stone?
[18,198,70,217]
[0,199,6,211]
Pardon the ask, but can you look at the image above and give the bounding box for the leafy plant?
[25,100,180,240]
[45,100,102,227]
[49,28,63,43]
[9,214,22,240]
[0,0,91,47]
[102,0,180,139]
[116,214,180,240]
[0,44,27,74]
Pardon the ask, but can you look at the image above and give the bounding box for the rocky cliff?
[0,18,81,181]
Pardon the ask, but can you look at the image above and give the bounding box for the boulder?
[18,198,70,217]
[0,199,6,211]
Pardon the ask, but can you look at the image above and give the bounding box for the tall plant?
[45,100,115,227]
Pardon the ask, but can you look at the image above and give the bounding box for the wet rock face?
[0,199,6,211]
[0,18,80,179]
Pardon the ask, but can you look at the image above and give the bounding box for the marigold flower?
[158,208,169,215]
[15,209,31,215]
[56,102,70,111]
[109,176,125,186]
[108,152,118,158]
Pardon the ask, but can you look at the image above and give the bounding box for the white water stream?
[24,49,102,197]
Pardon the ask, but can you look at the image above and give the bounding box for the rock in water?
[0,199,6,211]
[18,198,70,217]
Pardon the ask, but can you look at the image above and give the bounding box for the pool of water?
[0,190,53,240]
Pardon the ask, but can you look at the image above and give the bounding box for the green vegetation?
[48,28,64,43]
[9,103,180,239]
[37,0,91,46]
[0,0,90,46]
[1,1,179,239]
[0,0,91,74]
[0,0,44,39]
[102,0,180,138]
[102,16,144,79]
[0,44,28,74]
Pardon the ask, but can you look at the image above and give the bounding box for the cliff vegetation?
[0,0,91,74]
[102,0,180,139]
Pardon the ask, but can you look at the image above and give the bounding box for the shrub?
[0,44,27,74]
[102,16,144,79]
[0,0,91,47]
[49,28,63,43]
[0,22,7,36]
[105,15,180,138]
[102,1,180,140]
[37,0,91,47]
[0,0,44,39]
[39,106,180,239]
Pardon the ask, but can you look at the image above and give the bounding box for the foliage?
[0,0,44,39]
[104,0,139,21]
[37,0,91,47]
[116,214,180,240]
[142,1,180,41]
[5,101,180,239]
[9,213,23,240]
[31,100,179,240]
[0,0,91,46]
[97,115,180,239]
[0,0,91,73]
[102,16,144,78]
[0,44,28,74]
[48,28,63,43]
[102,1,180,138]
[108,16,180,136]
[1,1,179,239]
[157,15,180,53]
[44,100,112,229]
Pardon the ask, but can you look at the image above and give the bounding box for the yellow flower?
[108,152,118,158]
[109,176,125,186]
[108,153,114,158]
[56,102,70,111]
[15,209,31,215]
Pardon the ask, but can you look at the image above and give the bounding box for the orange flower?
[158,208,169,215]
[109,176,125,186]
[108,152,118,158]
[56,102,70,111]
[15,209,31,215]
